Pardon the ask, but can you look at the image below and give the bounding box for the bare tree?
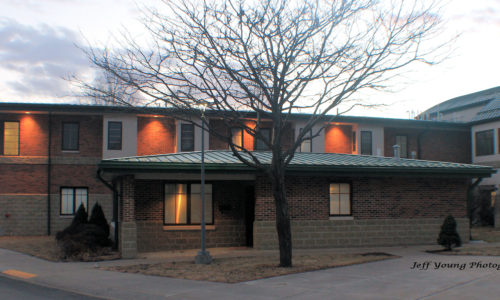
[84,0,445,267]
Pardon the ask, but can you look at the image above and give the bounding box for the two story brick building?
[0,103,491,257]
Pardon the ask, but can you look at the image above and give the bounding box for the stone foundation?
[253,218,470,249]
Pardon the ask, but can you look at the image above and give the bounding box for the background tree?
[84,0,446,267]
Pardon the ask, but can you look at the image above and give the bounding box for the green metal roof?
[98,151,495,177]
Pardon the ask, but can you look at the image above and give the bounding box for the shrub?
[437,215,462,251]
[55,204,88,240]
[56,203,112,260]
[89,202,110,238]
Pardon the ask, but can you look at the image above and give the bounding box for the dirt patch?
[0,236,119,262]
[471,227,500,243]
[103,252,397,283]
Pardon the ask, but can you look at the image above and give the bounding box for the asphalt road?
[0,275,101,300]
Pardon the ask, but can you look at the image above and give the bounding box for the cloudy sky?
[0,0,499,118]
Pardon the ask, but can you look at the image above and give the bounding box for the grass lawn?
[103,252,396,283]
[0,236,119,262]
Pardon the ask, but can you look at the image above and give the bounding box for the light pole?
[195,101,212,264]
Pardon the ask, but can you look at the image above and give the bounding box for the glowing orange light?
[176,194,182,224]
[25,112,31,114]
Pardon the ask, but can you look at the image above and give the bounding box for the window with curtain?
[164,183,213,225]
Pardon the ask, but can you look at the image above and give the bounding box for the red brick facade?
[384,127,471,163]
[133,180,250,251]
[255,175,468,221]
[325,125,353,154]
[137,117,176,155]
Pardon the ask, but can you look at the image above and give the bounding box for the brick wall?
[51,115,102,157]
[325,125,353,154]
[137,117,176,155]
[384,127,471,163]
[134,180,248,252]
[253,174,469,249]
[255,175,468,221]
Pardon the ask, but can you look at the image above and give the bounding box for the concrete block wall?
[254,218,470,249]
[0,195,47,235]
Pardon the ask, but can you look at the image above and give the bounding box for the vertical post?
[195,109,212,264]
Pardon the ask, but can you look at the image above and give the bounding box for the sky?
[0,0,499,118]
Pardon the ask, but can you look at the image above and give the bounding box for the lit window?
[62,122,79,151]
[107,121,122,150]
[329,183,351,216]
[2,121,19,155]
[395,135,408,158]
[299,128,312,152]
[181,124,194,152]
[360,131,372,155]
[476,130,494,156]
[60,187,88,215]
[255,128,271,151]
[352,131,356,152]
[231,128,243,149]
[164,183,213,225]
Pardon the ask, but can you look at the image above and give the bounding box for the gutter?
[97,168,119,250]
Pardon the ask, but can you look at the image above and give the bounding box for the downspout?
[467,178,483,240]
[416,128,429,160]
[47,111,52,236]
[97,168,119,250]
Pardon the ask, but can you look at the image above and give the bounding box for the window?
[1,121,19,155]
[352,131,356,152]
[62,122,79,151]
[107,121,122,150]
[60,187,88,215]
[360,131,372,155]
[181,124,195,152]
[329,183,351,216]
[164,183,213,225]
[231,128,243,149]
[476,129,494,156]
[255,128,271,151]
[395,135,408,158]
[299,128,312,152]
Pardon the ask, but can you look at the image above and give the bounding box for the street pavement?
[0,275,101,300]
[0,245,499,299]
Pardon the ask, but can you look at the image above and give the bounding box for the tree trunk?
[271,154,292,267]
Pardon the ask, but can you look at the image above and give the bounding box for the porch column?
[119,175,137,258]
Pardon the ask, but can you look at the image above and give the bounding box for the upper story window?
[476,129,494,156]
[231,128,243,149]
[395,135,408,158]
[299,128,312,152]
[1,121,20,156]
[255,128,271,151]
[164,183,213,225]
[62,122,79,151]
[329,183,351,216]
[360,131,372,155]
[107,121,122,150]
[181,123,194,152]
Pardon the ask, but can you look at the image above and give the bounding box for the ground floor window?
[329,183,351,216]
[164,183,213,225]
[60,187,88,215]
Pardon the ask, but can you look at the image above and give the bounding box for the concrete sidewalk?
[1,245,500,299]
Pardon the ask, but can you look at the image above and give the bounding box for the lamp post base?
[195,250,213,264]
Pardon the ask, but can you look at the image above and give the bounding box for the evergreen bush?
[437,215,462,251]
[89,202,110,238]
